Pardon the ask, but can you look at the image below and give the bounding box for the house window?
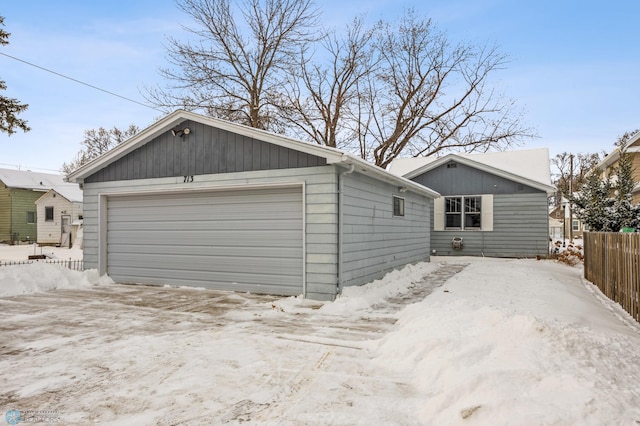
[445,196,481,230]
[464,197,482,229]
[445,197,462,228]
[435,194,493,232]
[572,220,580,231]
[45,206,54,222]
[393,196,405,217]
[27,211,36,224]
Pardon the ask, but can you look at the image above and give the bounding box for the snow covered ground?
[1,256,640,425]
[0,243,83,262]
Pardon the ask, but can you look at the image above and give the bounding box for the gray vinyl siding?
[411,161,540,195]
[85,120,327,183]
[340,172,431,288]
[411,160,550,258]
[82,166,339,300]
[430,193,549,257]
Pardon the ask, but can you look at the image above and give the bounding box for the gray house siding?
[82,166,339,300]
[86,120,327,183]
[341,172,431,287]
[412,161,549,258]
[430,193,549,257]
[411,161,540,195]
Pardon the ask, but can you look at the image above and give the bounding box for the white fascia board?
[67,110,185,183]
[67,110,345,183]
[596,134,640,171]
[340,153,440,198]
[405,154,556,195]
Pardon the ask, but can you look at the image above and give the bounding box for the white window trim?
[434,194,493,231]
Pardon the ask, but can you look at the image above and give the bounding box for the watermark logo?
[4,409,59,424]
[5,410,21,425]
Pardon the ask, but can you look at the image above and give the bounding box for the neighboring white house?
[35,185,83,247]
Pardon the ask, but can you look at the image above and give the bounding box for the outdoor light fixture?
[398,186,408,193]
[171,127,191,137]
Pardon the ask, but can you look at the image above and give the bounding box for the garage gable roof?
[67,110,439,198]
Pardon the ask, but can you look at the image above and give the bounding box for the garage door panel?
[107,219,302,232]
[110,267,301,295]
[107,187,304,295]
[108,205,301,221]
[109,257,303,277]
[107,246,303,261]
[108,191,300,210]
[107,231,302,247]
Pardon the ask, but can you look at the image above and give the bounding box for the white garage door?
[106,186,304,295]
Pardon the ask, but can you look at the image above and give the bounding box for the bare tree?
[150,5,532,167]
[0,16,30,136]
[146,0,320,131]
[614,129,640,147]
[279,17,376,151]
[284,10,533,168]
[363,10,533,168]
[551,151,604,205]
[62,125,139,175]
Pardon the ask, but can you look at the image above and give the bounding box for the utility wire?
[0,51,164,113]
[0,162,61,173]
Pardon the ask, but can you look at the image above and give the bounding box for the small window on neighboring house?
[572,220,580,231]
[27,211,36,224]
[45,206,54,222]
[393,196,405,217]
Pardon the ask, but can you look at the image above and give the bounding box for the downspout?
[337,163,355,295]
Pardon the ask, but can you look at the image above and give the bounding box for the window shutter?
[481,194,493,231]
[434,197,445,231]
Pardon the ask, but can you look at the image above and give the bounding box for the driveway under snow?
[1,258,640,425]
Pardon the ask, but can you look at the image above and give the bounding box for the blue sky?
[1,0,639,173]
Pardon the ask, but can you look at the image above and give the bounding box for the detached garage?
[68,110,439,300]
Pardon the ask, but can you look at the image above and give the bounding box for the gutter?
[339,153,440,199]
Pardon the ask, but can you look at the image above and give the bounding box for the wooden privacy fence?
[0,258,84,272]
[584,232,640,322]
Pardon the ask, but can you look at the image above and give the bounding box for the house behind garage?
[389,149,555,258]
[35,187,83,247]
[0,168,82,245]
[68,110,439,301]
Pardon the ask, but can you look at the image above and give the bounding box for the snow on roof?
[387,148,553,186]
[0,168,83,202]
